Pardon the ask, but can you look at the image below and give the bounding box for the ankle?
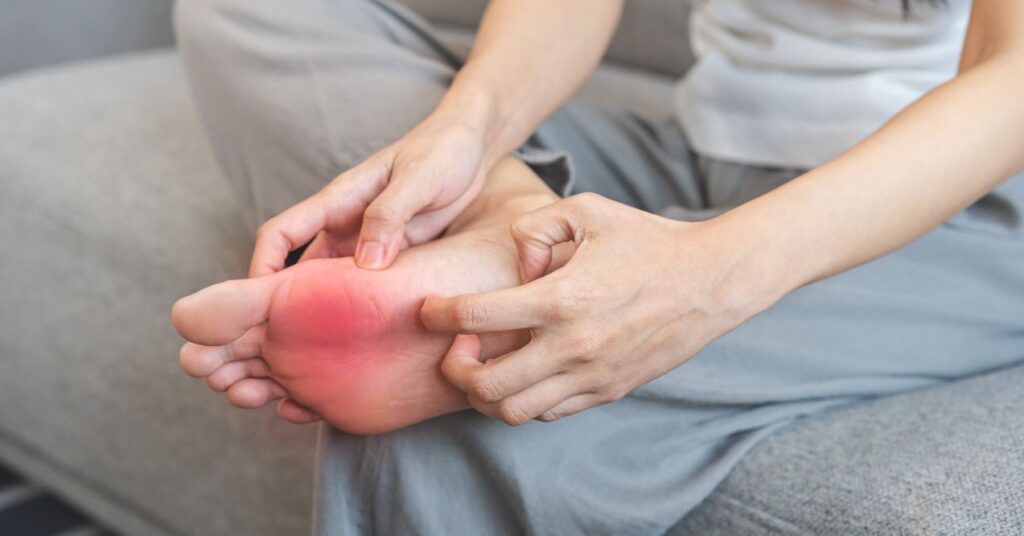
[447,191,553,235]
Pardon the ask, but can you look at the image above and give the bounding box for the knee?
[173,0,238,63]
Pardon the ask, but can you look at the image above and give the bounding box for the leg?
[175,0,462,225]
[173,158,556,434]
[317,174,1024,533]
[175,0,718,224]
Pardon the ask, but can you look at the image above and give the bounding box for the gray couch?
[1,1,1022,535]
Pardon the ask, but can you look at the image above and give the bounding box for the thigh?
[176,0,703,228]
[316,392,845,536]
[175,0,461,225]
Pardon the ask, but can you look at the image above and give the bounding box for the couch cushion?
[677,364,1024,534]
[0,0,175,77]
[0,50,317,536]
[433,25,677,121]
[400,0,693,77]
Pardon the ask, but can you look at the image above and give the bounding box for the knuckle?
[363,203,404,227]
[548,285,590,320]
[573,191,603,204]
[469,374,505,403]
[537,411,560,423]
[599,384,628,404]
[508,218,534,242]
[569,192,606,212]
[565,330,600,360]
[450,299,487,330]
[497,399,532,426]
[548,288,574,317]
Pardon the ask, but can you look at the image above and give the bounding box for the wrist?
[682,213,799,325]
[436,66,519,171]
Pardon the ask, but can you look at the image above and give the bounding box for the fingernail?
[356,241,386,269]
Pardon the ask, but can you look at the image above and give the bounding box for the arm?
[248,0,623,274]
[442,0,624,171]
[725,0,1024,310]
[420,1,1024,425]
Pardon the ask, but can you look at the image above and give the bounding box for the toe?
[205,358,272,392]
[226,378,287,409]
[179,326,267,377]
[171,274,282,346]
[277,399,322,424]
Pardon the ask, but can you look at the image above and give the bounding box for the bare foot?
[173,159,556,434]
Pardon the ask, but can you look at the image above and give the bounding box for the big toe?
[172,274,283,346]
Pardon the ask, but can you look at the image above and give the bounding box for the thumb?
[355,183,430,269]
[508,201,585,284]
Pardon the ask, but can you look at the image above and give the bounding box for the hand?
[248,109,492,275]
[420,193,773,425]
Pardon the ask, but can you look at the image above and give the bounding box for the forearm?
[433,0,623,169]
[718,51,1024,314]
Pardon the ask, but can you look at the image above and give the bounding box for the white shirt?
[674,0,972,168]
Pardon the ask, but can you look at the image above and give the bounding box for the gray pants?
[175,1,1024,534]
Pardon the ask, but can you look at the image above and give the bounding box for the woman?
[172,0,1024,533]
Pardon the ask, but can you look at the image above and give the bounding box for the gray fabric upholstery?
[678,364,1024,534]
[0,0,175,77]
[433,25,678,122]
[0,51,316,536]
[401,0,693,76]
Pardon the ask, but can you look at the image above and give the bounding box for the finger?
[298,231,360,263]
[355,180,435,269]
[250,161,386,277]
[458,342,564,404]
[420,279,561,333]
[205,357,273,392]
[178,325,266,377]
[402,200,475,244]
[509,198,588,283]
[277,399,322,424]
[439,334,485,394]
[226,378,288,409]
[297,232,331,262]
[249,194,331,277]
[482,373,584,426]
[477,329,531,361]
[537,392,607,422]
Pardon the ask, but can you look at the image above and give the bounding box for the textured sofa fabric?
[679,364,1024,535]
[0,52,317,536]
[0,0,174,77]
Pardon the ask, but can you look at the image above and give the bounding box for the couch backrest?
[0,0,174,78]
[0,0,690,79]
[400,0,693,76]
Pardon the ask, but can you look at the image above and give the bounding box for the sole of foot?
[173,226,525,435]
